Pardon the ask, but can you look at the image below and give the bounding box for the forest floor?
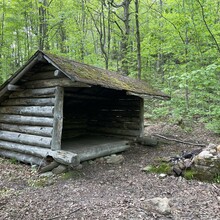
[0,121,220,220]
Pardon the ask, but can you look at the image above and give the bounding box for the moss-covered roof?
[0,50,170,99]
[41,51,169,99]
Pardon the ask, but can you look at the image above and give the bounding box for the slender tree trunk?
[38,0,49,50]
[135,0,141,79]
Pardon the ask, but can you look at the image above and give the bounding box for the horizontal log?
[0,149,47,166]
[0,130,52,148]
[0,106,54,117]
[0,123,53,137]
[0,141,79,166]
[10,87,56,98]
[0,114,54,126]
[1,97,55,106]
[24,78,90,88]
[87,127,140,137]
[62,129,86,139]
[39,65,57,71]
[76,140,130,162]
[29,71,64,80]
[54,70,65,77]
[63,124,87,130]
[7,84,24,91]
[89,116,140,123]
[87,121,140,130]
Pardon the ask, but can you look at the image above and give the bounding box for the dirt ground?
[0,122,220,220]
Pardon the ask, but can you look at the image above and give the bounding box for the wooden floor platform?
[61,135,130,162]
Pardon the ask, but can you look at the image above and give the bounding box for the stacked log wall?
[0,65,64,163]
[62,92,143,139]
[87,96,143,138]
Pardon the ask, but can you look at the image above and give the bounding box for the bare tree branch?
[196,0,220,54]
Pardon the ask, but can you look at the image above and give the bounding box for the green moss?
[144,162,172,175]
[60,170,82,180]
[183,170,197,180]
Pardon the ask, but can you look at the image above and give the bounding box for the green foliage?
[183,170,197,180]
[9,158,18,164]
[145,162,172,175]
[60,170,83,180]
[0,0,219,132]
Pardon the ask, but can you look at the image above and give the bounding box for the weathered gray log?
[51,87,64,150]
[88,127,140,137]
[24,78,90,88]
[87,121,140,130]
[0,141,79,166]
[1,97,55,106]
[39,161,60,173]
[9,87,56,98]
[0,106,54,117]
[54,70,64,77]
[135,136,158,147]
[52,164,68,174]
[7,84,24,91]
[29,71,64,80]
[0,123,53,137]
[89,116,140,123]
[0,130,52,148]
[0,114,54,126]
[0,149,46,166]
[77,140,130,161]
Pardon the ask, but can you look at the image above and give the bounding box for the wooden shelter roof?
[0,50,170,100]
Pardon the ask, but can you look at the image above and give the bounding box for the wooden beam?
[10,87,56,98]
[1,97,55,106]
[0,114,54,126]
[0,149,47,166]
[54,70,64,77]
[0,106,54,117]
[0,123,53,137]
[0,141,79,166]
[127,91,170,100]
[7,84,24,91]
[24,78,91,89]
[0,130,52,148]
[51,87,64,150]
[87,127,140,137]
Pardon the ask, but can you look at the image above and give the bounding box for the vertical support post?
[51,86,64,150]
[139,97,144,137]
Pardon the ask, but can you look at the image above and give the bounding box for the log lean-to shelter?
[0,50,170,167]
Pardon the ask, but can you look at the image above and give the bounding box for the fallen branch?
[153,134,206,147]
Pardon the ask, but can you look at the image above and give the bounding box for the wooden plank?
[28,71,63,80]
[0,106,54,117]
[54,70,64,77]
[0,114,54,126]
[88,116,140,123]
[87,121,140,130]
[87,127,140,137]
[10,87,56,98]
[0,123,53,137]
[0,130,51,148]
[24,78,90,88]
[1,97,55,106]
[51,87,64,150]
[0,142,79,165]
[7,84,24,91]
[0,149,47,166]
